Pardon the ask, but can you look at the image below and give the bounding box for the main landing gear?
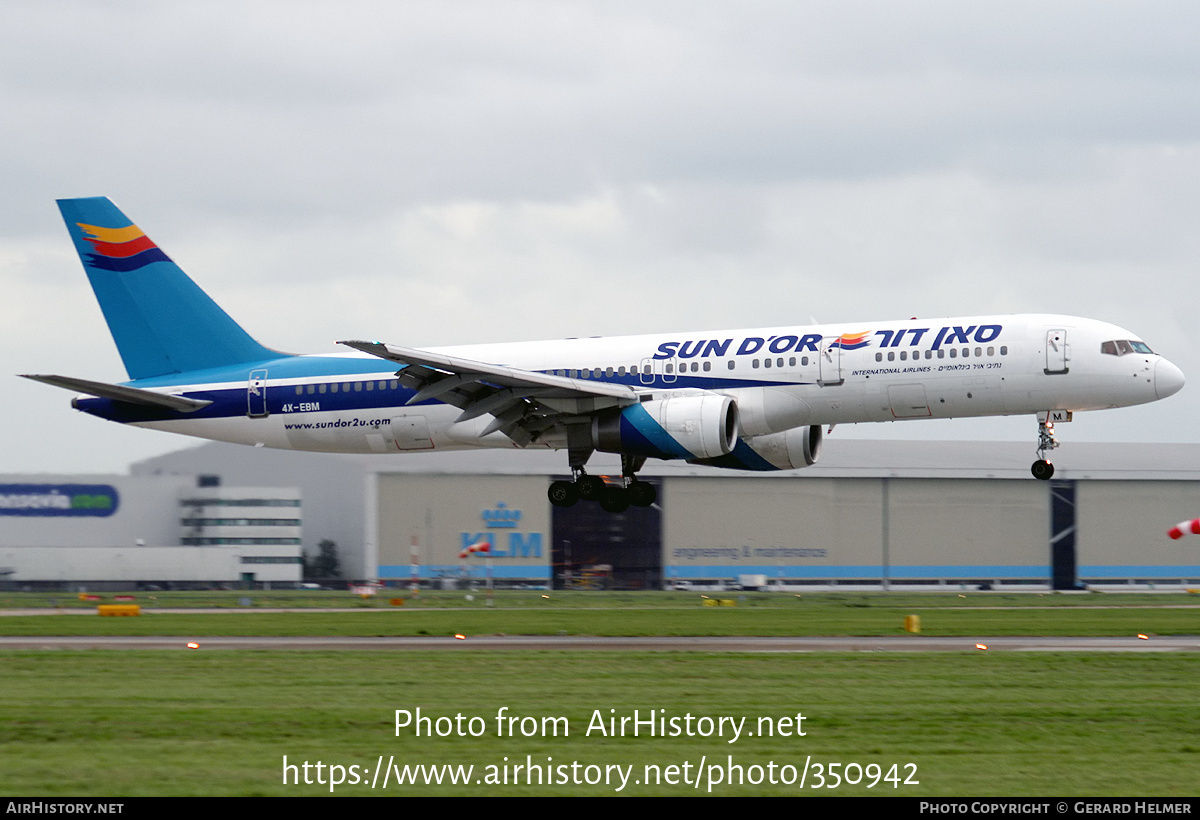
[1031,414,1060,480]
[547,454,657,513]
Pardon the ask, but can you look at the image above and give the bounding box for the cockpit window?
[1101,340,1154,356]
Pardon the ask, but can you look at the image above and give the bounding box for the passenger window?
[727,361,736,370]
[703,361,711,372]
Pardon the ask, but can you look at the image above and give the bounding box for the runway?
[1,635,1197,652]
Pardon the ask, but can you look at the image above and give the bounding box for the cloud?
[4,1,1199,473]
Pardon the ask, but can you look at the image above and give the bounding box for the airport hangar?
[4,441,1198,591]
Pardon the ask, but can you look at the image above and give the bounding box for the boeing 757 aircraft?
[23,197,1185,512]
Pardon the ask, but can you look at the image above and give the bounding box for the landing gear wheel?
[627,480,657,507]
[1031,460,1055,481]
[599,485,630,513]
[548,480,579,507]
[576,474,605,501]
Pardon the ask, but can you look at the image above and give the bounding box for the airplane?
[23,197,1186,513]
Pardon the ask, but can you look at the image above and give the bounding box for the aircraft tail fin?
[56,197,280,380]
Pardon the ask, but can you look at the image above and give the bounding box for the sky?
[3,0,1199,475]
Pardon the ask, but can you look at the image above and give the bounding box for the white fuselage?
[120,313,1183,459]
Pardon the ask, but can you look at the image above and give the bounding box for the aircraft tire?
[576,474,606,501]
[548,480,578,507]
[1031,460,1055,480]
[627,480,656,507]
[599,485,630,514]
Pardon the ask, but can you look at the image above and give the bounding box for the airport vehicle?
[23,197,1185,512]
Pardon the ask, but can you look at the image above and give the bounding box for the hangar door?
[551,478,662,590]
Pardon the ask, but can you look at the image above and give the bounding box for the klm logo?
[461,502,542,558]
[482,502,521,528]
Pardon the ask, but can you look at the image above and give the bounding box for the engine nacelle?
[730,386,813,436]
[593,393,739,460]
[690,424,823,471]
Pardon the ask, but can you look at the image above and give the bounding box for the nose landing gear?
[1031,412,1066,480]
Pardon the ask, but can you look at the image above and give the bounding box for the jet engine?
[592,393,739,460]
[690,424,823,471]
[743,424,822,470]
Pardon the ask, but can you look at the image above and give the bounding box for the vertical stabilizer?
[56,197,280,380]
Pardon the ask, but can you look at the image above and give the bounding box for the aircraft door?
[1044,329,1069,375]
[247,369,269,418]
[639,358,654,386]
[818,341,844,386]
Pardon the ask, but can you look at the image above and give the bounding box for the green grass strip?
[2,651,1197,796]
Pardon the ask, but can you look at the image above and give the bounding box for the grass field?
[2,590,1198,637]
[6,588,1199,610]
[1,591,1197,797]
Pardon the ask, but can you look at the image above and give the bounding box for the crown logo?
[482,502,521,528]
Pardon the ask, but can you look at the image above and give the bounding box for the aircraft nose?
[1155,359,1185,399]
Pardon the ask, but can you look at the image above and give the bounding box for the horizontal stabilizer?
[20,374,213,413]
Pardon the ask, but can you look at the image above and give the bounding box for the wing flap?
[338,339,640,447]
[338,340,638,401]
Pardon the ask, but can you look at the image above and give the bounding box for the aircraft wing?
[338,340,640,445]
